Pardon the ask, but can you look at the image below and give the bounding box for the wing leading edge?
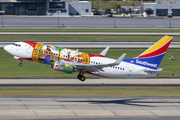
[74,53,126,72]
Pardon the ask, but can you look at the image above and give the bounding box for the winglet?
[112,53,126,65]
[100,46,110,56]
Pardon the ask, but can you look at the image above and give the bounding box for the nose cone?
[4,45,11,53]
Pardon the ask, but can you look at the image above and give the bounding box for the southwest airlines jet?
[4,36,173,81]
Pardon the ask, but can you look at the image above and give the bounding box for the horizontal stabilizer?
[144,68,170,73]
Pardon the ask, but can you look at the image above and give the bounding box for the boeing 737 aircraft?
[4,36,173,81]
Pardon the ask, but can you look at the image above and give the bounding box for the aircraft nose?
[4,45,11,53]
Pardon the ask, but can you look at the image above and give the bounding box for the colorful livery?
[4,36,173,81]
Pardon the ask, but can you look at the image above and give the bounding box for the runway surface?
[0,78,180,86]
[0,96,180,119]
[1,78,180,119]
[1,41,180,49]
[0,16,180,28]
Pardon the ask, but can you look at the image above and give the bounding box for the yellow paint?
[32,43,44,62]
[82,52,90,64]
[81,77,85,81]
[140,36,173,56]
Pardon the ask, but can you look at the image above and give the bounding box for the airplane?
[4,35,173,81]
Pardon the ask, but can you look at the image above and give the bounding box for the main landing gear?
[19,60,23,67]
[77,71,86,82]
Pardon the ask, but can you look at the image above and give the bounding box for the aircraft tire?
[77,74,81,80]
[19,63,23,67]
[80,76,86,82]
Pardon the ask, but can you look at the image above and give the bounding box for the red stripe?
[88,54,105,57]
[23,41,37,48]
[137,39,172,58]
[86,71,107,78]
[23,58,33,61]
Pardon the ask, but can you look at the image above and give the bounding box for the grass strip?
[0,35,180,42]
[0,86,179,97]
[0,48,178,78]
[0,28,180,32]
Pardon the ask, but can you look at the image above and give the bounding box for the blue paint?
[123,53,165,70]
[44,56,51,65]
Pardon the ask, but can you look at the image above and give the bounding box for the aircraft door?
[26,45,32,54]
[127,66,133,76]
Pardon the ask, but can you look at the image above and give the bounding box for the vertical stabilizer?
[123,36,173,70]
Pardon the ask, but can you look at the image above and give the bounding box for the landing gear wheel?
[19,63,23,67]
[80,76,86,82]
[77,74,81,79]
[77,72,86,82]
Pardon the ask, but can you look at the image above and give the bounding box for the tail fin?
[123,36,173,70]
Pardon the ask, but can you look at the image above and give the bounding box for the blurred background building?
[0,0,91,16]
[141,0,180,16]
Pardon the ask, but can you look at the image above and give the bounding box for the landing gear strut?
[19,60,23,67]
[77,71,86,82]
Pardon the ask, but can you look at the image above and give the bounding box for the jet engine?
[52,60,75,74]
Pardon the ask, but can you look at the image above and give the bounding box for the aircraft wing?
[74,53,126,72]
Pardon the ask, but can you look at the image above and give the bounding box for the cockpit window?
[13,44,21,47]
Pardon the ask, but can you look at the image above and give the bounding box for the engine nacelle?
[53,60,74,74]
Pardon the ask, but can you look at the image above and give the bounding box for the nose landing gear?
[19,60,23,67]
